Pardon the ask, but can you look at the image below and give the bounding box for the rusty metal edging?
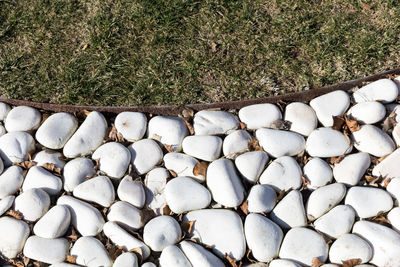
[1,68,400,116]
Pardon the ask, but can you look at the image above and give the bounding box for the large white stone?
[270,190,306,229]
[0,166,24,199]
[57,195,104,236]
[182,135,222,162]
[73,175,115,207]
[15,188,50,221]
[35,112,78,149]
[165,176,211,213]
[5,106,41,132]
[238,103,282,130]
[223,130,252,157]
[329,234,372,264]
[144,167,169,215]
[128,139,163,175]
[193,110,239,135]
[314,205,356,239]
[92,142,131,179]
[345,186,393,218]
[284,102,317,136]
[353,78,398,103]
[113,252,138,267]
[70,236,112,267]
[118,175,145,208]
[0,131,35,166]
[63,111,107,158]
[183,209,246,260]
[372,148,400,180]
[352,125,395,157]
[107,201,143,231]
[148,116,188,151]
[0,216,30,258]
[115,112,147,142]
[33,205,71,238]
[0,195,14,216]
[159,245,191,267]
[235,151,268,183]
[387,178,400,205]
[306,128,351,158]
[259,156,302,192]
[63,157,95,192]
[0,102,10,121]
[143,216,181,252]
[23,166,62,195]
[206,158,245,207]
[179,240,225,267]
[255,128,305,158]
[245,213,283,262]
[310,90,350,127]
[164,152,204,182]
[33,150,66,170]
[333,152,370,186]
[247,184,277,213]
[303,158,332,188]
[23,236,68,264]
[347,101,386,124]
[388,207,400,232]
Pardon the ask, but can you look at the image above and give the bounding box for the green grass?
[1,0,400,106]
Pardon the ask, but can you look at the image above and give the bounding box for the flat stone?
[329,234,372,264]
[333,152,370,186]
[115,112,147,142]
[118,175,145,208]
[245,213,283,262]
[73,175,115,207]
[235,151,269,183]
[206,158,245,207]
[314,205,356,239]
[0,216,30,258]
[347,101,386,124]
[113,252,138,267]
[270,190,306,229]
[0,166,24,199]
[159,245,191,267]
[70,236,112,267]
[5,106,41,132]
[0,131,35,166]
[269,259,301,267]
[306,128,351,158]
[223,130,252,157]
[148,116,188,152]
[247,184,277,213]
[0,102,10,121]
[33,150,66,170]
[144,168,169,215]
[63,158,95,192]
[193,110,239,135]
[387,178,400,205]
[388,207,400,232]
[63,111,107,158]
[23,236,69,264]
[307,183,346,220]
[352,125,395,157]
[182,135,222,161]
[284,102,317,136]
[303,158,332,189]
[23,166,62,195]
[255,128,305,158]
[353,78,398,103]
[92,142,131,179]
[15,188,50,221]
[179,240,225,267]
[238,103,282,130]
[107,201,143,231]
[259,156,302,192]
[310,90,350,127]
[163,152,204,182]
[143,216,182,252]
[165,176,211,214]
[373,148,400,180]
[0,195,14,216]
[33,205,71,238]
[345,186,393,218]
[128,139,163,175]
[35,112,78,149]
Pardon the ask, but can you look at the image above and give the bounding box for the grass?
[0,0,400,106]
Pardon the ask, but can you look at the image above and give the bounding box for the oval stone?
[0,131,35,166]
[333,153,370,186]
[148,116,188,152]
[0,217,30,258]
[182,135,222,162]
[269,259,301,267]
[107,201,143,231]
[223,130,252,157]
[33,150,66,170]
[143,216,182,252]
[0,195,14,216]
[372,148,400,180]
[159,245,191,267]
[144,167,169,215]
[33,205,71,238]
[128,139,163,175]
[115,112,147,142]
[353,78,398,103]
[15,188,50,221]
[306,128,351,158]
[235,151,269,183]
[5,106,41,132]
[73,175,115,207]
[179,240,224,267]
[92,142,131,179]
[70,236,112,267]
[23,236,69,264]
[63,158,95,192]
[0,166,24,199]
[347,101,386,124]
[193,110,239,135]
[23,166,62,195]
[329,234,372,264]
[303,158,332,188]
[238,103,282,130]
[164,152,204,182]
[113,252,138,267]
[352,125,395,157]
[247,184,277,213]
[118,175,145,208]
[314,205,356,239]
[284,102,317,136]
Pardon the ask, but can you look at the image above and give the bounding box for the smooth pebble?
[0,216,30,258]
[193,110,239,135]
[92,142,131,179]
[333,153,370,186]
[23,166,62,195]
[247,184,277,213]
[284,102,317,136]
[163,152,204,182]
[23,236,68,264]
[235,151,269,183]
[70,236,112,267]
[148,116,188,152]
[128,139,163,175]
[329,233,372,264]
[182,135,222,162]
[63,158,95,192]
[223,130,252,157]
[303,158,332,188]
[15,188,50,221]
[143,216,182,252]
[347,101,386,124]
[314,205,356,239]
[5,106,41,132]
[107,201,143,231]
[118,175,145,208]
[307,183,346,220]
[306,128,351,158]
[115,112,147,142]
[353,78,398,103]
[73,175,115,207]
[270,190,306,229]
[352,125,395,157]
[238,103,282,130]
[33,205,71,238]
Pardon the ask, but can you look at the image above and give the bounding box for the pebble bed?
[1,78,400,267]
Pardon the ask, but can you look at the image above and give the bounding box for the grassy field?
[1,0,400,106]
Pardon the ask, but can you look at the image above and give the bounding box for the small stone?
[372,148,400,180]
[159,245,191,267]
[345,186,393,218]
[182,135,222,161]
[333,153,370,186]
[269,259,301,267]
[0,102,10,121]
[303,158,332,189]
[128,139,163,175]
[73,175,115,207]
[0,216,30,258]
[235,151,269,183]
[5,106,41,132]
[113,252,138,267]
[33,205,71,238]
[23,166,63,195]
[270,190,306,229]
[70,236,112,267]
[107,201,143,231]
[193,110,239,135]
[15,188,50,221]
[33,150,66,170]
[0,166,24,199]
[0,131,35,166]
[388,207,400,232]
[329,233,372,264]
[115,112,147,142]
[63,158,95,192]
[179,241,225,267]
[352,125,395,157]
[0,195,14,216]
[92,142,131,179]
[347,101,386,124]
[223,130,252,157]
[306,128,351,158]
[284,102,317,136]
[314,205,356,238]
[118,175,145,208]
[148,116,188,152]
[247,184,277,213]
[255,128,305,158]
[23,236,69,264]
[238,103,282,130]
[144,168,169,215]
[387,178,400,205]
[143,216,182,252]
[353,78,398,103]
[163,152,204,182]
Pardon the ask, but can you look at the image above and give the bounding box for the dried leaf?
[239,122,246,129]
[184,120,195,135]
[270,119,292,130]
[164,144,174,152]
[42,163,62,175]
[163,205,173,215]
[240,200,249,215]
[9,258,24,267]
[76,109,91,120]
[248,139,263,151]
[345,116,360,133]
[225,254,238,267]
[329,155,345,164]
[365,175,376,183]
[66,227,79,241]
[6,210,23,220]
[382,109,397,133]
[168,169,177,177]
[181,220,196,236]
[23,256,30,266]
[181,108,194,119]
[15,160,36,169]
[246,249,257,263]
[332,116,345,131]
[129,247,143,263]
[108,124,125,143]
[383,178,392,188]
[193,161,209,177]
[39,113,50,125]
[276,190,286,201]
[66,255,76,264]
[342,258,362,267]
[106,242,125,261]
[311,257,324,267]
[301,175,310,185]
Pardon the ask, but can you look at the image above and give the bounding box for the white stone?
[388,178,400,205]
[115,112,147,142]
[279,227,328,266]
[0,166,24,199]
[353,78,398,103]
[310,90,350,127]
[306,183,346,220]
[259,156,302,192]
[373,148,400,180]
[206,158,245,207]
[329,234,372,264]
[107,201,143,231]
[23,166,62,195]
[269,259,301,267]
[92,142,130,179]
[0,195,14,216]
[63,157,95,192]
[0,216,30,258]
[193,110,239,135]
[164,152,204,182]
[15,188,50,221]
[159,245,191,267]
[284,102,317,136]
[388,207,400,232]
[128,139,163,175]
[244,213,283,262]
[144,168,169,215]
[352,221,400,266]
[57,195,104,236]
[392,123,400,146]
[345,186,393,218]
[148,116,188,151]
[0,124,5,137]
[0,131,35,166]
[247,184,277,213]
[33,205,71,238]
[255,128,305,158]
[165,176,211,214]
[118,175,145,208]
[103,221,151,259]
[333,153,370,186]
[182,135,222,161]
[23,236,68,264]
[352,125,395,157]
[235,151,269,183]
[179,241,225,267]
[73,175,115,207]
[223,130,252,157]
[314,205,356,239]
[303,158,332,188]
[113,252,138,267]
[35,112,78,149]
[270,190,306,229]
[143,216,181,252]
[238,103,282,130]
[5,106,41,132]
[63,111,107,158]
[70,236,112,267]
[183,209,246,260]
[0,102,10,121]
[347,101,386,124]
[33,150,66,170]
[306,128,351,158]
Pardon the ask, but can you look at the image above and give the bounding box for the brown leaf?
[311,257,324,267]
[248,139,263,151]
[66,227,79,241]
[42,163,62,175]
[163,205,173,215]
[329,155,345,164]
[15,160,36,169]
[332,116,345,131]
[6,210,23,220]
[193,161,209,177]
[239,122,246,130]
[270,119,292,130]
[164,144,174,152]
[301,175,310,185]
[108,124,125,143]
[66,255,76,264]
[345,116,360,133]
[129,247,143,263]
[276,190,286,201]
[240,200,249,215]
[225,254,238,267]
[23,256,30,266]
[168,169,177,178]
[184,120,195,135]
[342,258,362,267]
[9,259,24,267]
[39,113,50,125]
[106,241,125,261]
[365,175,376,183]
[383,178,392,188]
[181,220,196,236]
[246,249,257,263]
